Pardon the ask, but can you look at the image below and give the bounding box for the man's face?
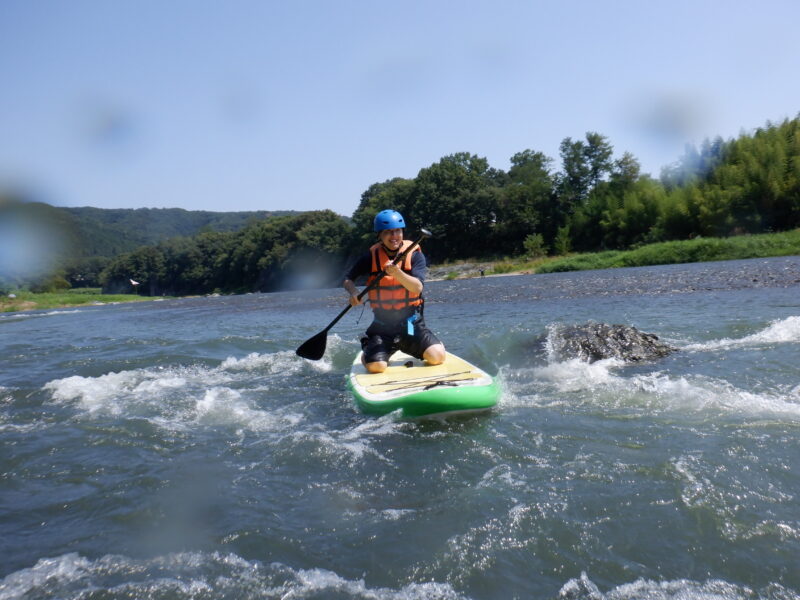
[379,228,403,252]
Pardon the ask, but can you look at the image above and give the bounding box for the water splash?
[685,316,800,352]
[0,309,83,322]
[42,350,322,432]
[0,551,468,600]
[500,354,800,420]
[557,572,795,600]
[285,412,405,467]
[670,453,799,544]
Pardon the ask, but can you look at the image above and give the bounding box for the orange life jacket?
[367,240,423,311]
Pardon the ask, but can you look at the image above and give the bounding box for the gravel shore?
[427,255,800,294]
[427,262,504,281]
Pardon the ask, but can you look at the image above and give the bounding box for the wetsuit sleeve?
[344,253,372,284]
[410,250,427,282]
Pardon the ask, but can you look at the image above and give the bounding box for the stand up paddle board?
[346,351,499,418]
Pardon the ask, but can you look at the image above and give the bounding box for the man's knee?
[366,361,388,373]
[423,343,446,365]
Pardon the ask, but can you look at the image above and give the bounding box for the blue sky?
[1,0,799,217]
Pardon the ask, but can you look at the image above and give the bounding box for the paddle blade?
[296,330,328,360]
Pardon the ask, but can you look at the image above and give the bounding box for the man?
[343,209,446,373]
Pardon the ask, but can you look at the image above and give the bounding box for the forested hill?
[0,201,303,291]
[62,206,299,257]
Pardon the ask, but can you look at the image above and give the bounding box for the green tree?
[553,225,572,255]
[599,177,666,248]
[64,256,111,288]
[100,211,352,295]
[101,246,166,295]
[556,137,591,213]
[349,178,415,253]
[584,132,614,188]
[495,150,555,253]
[567,144,640,251]
[523,233,547,258]
[411,153,500,260]
[30,272,71,293]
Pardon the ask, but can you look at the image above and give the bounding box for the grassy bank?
[1,288,153,313]
[536,229,800,274]
[487,229,800,276]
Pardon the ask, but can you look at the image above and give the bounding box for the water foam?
[500,316,800,417]
[0,385,42,433]
[0,552,467,600]
[220,349,330,373]
[670,453,800,543]
[534,357,624,392]
[194,387,297,431]
[684,316,800,352]
[287,412,404,466]
[0,308,83,323]
[629,372,800,418]
[558,571,797,600]
[501,354,800,420]
[42,350,317,432]
[498,358,625,410]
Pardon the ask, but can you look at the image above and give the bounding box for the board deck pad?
[347,351,499,417]
[352,352,484,396]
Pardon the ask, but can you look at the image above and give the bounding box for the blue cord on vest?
[406,313,418,335]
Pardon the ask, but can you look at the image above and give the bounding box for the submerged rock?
[548,322,677,363]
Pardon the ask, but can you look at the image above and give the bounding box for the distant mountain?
[0,200,306,289]
[59,206,300,257]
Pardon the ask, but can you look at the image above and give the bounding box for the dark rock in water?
[548,322,677,363]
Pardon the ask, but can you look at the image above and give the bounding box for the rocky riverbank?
[427,261,517,281]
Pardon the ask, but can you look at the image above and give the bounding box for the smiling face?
[378,227,403,253]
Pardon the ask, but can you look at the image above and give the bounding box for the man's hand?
[384,261,401,278]
[382,260,423,294]
[348,293,362,307]
[343,278,362,306]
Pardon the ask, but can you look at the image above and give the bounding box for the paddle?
[296,228,432,360]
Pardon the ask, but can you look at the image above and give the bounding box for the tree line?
[353,116,800,262]
[8,116,799,296]
[100,210,352,295]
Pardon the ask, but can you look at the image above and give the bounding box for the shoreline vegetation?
[1,288,152,313]
[3,229,800,313]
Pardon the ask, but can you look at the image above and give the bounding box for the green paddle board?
[346,351,500,418]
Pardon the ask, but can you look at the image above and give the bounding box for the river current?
[1,256,799,599]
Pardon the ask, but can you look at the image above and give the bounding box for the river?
[1,256,799,599]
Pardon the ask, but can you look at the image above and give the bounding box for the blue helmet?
[373,209,406,232]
